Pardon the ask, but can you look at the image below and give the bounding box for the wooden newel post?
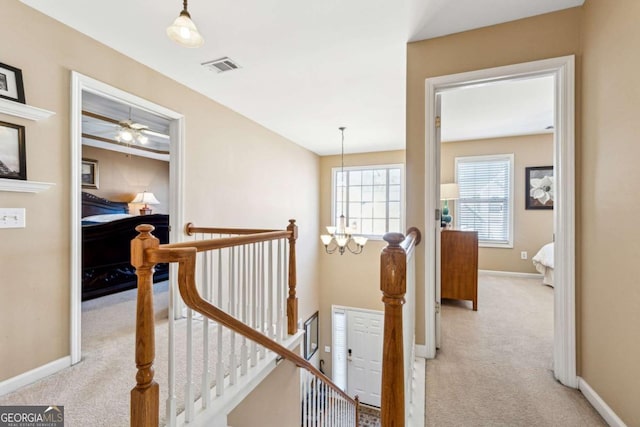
[380,232,407,427]
[130,224,160,427]
[287,219,298,335]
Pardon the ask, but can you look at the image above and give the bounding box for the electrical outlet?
[0,208,26,229]
[520,251,528,260]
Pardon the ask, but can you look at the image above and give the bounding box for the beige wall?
[580,0,640,424]
[81,146,170,214]
[442,134,553,273]
[0,2,319,382]
[318,150,404,377]
[227,356,301,427]
[407,6,582,350]
[410,3,640,424]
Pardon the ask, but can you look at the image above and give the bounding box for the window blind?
[455,155,513,245]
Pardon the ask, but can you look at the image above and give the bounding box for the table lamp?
[440,183,460,228]
[131,191,160,215]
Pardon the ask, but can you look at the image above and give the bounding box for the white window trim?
[330,163,405,240]
[454,153,514,249]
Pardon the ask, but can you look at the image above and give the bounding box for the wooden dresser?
[441,230,478,310]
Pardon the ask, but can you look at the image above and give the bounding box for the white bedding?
[82,213,133,223]
[532,243,554,286]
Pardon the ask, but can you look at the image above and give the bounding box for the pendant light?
[320,127,368,255]
[167,0,204,48]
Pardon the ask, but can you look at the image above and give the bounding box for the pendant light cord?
[339,127,346,219]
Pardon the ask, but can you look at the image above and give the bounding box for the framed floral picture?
[525,166,553,210]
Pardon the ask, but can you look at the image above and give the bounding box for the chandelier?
[320,127,368,255]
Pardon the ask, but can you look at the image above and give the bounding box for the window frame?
[331,163,405,240]
[454,154,514,248]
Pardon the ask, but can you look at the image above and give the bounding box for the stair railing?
[130,220,359,426]
[379,227,421,427]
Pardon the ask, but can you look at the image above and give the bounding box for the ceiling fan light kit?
[167,0,204,48]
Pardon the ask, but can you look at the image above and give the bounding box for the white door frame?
[424,56,576,388]
[70,72,185,364]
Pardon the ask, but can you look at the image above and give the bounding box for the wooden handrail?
[162,230,291,252]
[130,220,353,427]
[148,245,357,405]
[379,227,421,427]
[185,222,280,236]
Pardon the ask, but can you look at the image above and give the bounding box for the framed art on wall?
[304,311,319,360]
[0,62,26,104]
[525,166,554,210]
[81,158,99,189]
[0,121,26,180]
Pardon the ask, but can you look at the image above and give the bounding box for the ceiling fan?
[115,119,150,144]
[82,110,170,145]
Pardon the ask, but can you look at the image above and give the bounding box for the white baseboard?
[0,356,71,396]
[414,344,427,359]
[578,377,627,427]
[479,269,542,279]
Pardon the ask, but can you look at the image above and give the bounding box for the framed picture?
[304,311,319,360]
[525,166,553,210]
[0,121,26,180]
[0,62,26,104]
[81,158,99,189]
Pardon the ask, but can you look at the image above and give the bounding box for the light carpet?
[0,282,245,426]
[425,274,605,426]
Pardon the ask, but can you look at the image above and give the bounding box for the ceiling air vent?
[202,57,241,74]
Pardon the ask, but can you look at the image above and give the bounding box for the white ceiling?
[441,75,555,143]
[21,0,582,155]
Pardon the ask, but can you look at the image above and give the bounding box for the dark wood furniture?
[82,192,169,300]
[441,229,478,310]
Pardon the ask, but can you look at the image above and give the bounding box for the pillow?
[81,213,133,224]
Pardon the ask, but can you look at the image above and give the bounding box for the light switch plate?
[324,346,331,353]
[0,208,26,229]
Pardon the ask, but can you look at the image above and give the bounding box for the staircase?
[129,220,420,426]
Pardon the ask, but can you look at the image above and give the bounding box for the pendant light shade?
[167,0,204,48]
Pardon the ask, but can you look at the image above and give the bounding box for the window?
[332,165,403,237]
[455,154,514,247]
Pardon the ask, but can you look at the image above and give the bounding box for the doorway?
[424,56,576,388]
[70,72,185,364]
[332,306,384,407]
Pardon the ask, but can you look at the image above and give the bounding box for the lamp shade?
[440,183,460,200]
[131,191,160,205]
[167,12,204,48]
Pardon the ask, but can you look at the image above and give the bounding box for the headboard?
[82,192,129,217]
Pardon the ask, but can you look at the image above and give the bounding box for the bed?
[82,192,169,300]
[532,242,554,287]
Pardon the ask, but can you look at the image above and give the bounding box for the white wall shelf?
[0,98,55,121]
[0,178,55,193]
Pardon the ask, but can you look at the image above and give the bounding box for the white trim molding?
[70,71,185,365]
[579,377,628,427]
[0,356,70,396]
[424,55,577,388]
[478,270,543,279]
[414,344,427,359]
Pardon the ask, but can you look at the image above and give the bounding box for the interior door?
[435,93,443,349]
[346,309,383,407]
